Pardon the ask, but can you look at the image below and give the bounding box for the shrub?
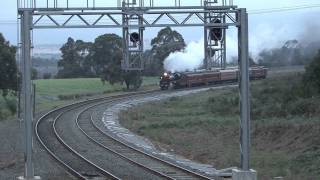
[206,95,239,116]
[43,73,52,79]
[303,50,320,94]
[4,98,17,115]
[0,108,12,120]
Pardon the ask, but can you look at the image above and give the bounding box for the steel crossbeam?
[26,9,238,29]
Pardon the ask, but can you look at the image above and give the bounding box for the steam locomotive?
[159,66,268,90]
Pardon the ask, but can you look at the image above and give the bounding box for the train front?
[159,72,172,90]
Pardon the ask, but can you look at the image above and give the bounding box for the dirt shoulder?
[0,116,74,180]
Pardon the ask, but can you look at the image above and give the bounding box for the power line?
[249,4,320,14]
[1,4,320,25]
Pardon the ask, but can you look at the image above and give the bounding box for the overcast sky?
[0,0,319,56]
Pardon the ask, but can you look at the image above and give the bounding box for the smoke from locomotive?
[164,39,204,72]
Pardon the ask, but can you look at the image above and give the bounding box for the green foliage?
[0,33,18,97]
[303,50,320,94]
[144,27,186,76]
[43,72,52,79]
[89,34,144,90]
[204,73,320,119]
[290,150,320,176]
[89,34,124,85]
[206,95,239,115]
[0,95,17,120]
[123,71,143,90]
[57,38,93,78]
[32,68,38,80]
[56,29,186,88]
[258,40,311,67]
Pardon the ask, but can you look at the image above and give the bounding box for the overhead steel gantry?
[19,0,240,70]
[17,0,252,179]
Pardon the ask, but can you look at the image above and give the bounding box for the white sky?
[0,0,319,57]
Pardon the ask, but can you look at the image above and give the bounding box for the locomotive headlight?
[164,72,168,76]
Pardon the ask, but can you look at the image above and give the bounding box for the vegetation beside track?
[0,77,159,120]
[0,94,17,120]
[34,77,159,111]
[119,70,320,180]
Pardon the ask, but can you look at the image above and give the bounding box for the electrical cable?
[1,3,320,25]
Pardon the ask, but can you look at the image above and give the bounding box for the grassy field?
[34,76,159,111]
[0,77,159,119]
[119,71,320,180]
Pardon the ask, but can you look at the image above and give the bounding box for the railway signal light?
[130,32,140,43]
[209,19,223,41]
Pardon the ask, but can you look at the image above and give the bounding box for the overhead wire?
[248,4,320,14]
[1,3,320,25]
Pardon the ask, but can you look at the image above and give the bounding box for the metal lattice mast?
[204,0,228,70]
[121,0,145,70]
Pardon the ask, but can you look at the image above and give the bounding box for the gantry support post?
[18,10,41,180]
[222,14,227,69]
[204,11,209,70]
[122,1,129,70]
[238,7,250,172]
[233,8,256,180]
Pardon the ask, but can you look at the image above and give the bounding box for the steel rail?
[75,100,176,179]
[91,111,215,180]
[78,95,216,179]
[52,106,121,180]
[35,84,236,179]
[35,90,159,179]
[35,100,120,179]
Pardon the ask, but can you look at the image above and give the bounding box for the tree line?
[1,29,320,95]
[56,27,186,89]
[257,39,320,67]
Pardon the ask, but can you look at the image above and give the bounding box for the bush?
[0,108,12,120]
[205,73,320,119]
[43,73,52,79]
[206,95,239,115]
[4,98,17,115]
[303,50,320,94]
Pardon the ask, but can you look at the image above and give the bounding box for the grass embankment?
[119,71,320,180]
[0,95,16,121]
[34,77,159,111]
[0,77,159,120]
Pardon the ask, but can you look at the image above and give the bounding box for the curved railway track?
[35,90,216,180]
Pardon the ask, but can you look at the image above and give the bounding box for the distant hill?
[33,44,62,60]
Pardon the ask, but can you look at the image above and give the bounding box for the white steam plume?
[164,39,204,72]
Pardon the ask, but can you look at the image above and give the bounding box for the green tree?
[123,71,142,90]
[57,38,92,78]
[89,34,124,85]
[303,50,320,94]
[89,34,143,89]
[32,68,38,80]
[145,27,186,75]
[0,33,17,97]
[258,40,307,67]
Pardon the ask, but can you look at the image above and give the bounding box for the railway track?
[76,99,214,180]
[35,90,216,180]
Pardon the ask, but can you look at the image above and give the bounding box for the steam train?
[159,66,268,90]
